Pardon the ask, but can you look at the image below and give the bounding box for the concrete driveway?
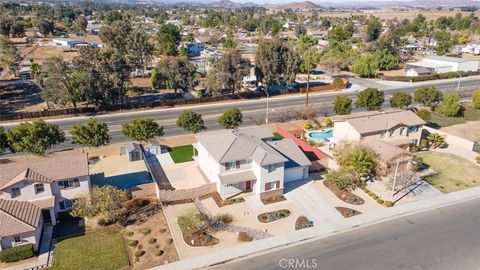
[162,161,209,190]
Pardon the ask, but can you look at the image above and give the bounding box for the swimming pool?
[306,129,334,142]
[91,171,153,190]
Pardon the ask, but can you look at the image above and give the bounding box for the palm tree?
[426,133,446,149]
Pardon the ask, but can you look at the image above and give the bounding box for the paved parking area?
[162,161,209,190]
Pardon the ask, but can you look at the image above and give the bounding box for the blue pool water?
[308,129,334,140]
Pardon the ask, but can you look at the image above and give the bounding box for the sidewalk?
[154,185,480,270]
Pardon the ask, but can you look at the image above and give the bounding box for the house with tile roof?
[331,110,426,175]
[0,199,43,251]
[193,126,311,200]
[0,153,90,229]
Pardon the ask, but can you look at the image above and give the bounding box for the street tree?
[122,118,164,142]
[215,50,250,93]
[355,88,385,111]
[436,92,461,117]
[390,91,412,109]
[6,120,65,155]
[153,57,196,95]
[71,185,129,224]
[176,110,205,133]
[70,118,111,147]
[414,87,443,107]
[40,56,80,108]
[255,39,300,90]
[333,96,353,115]
[416,109,432,123]
[472,89,480,109]
[0,126,11,154]
[156,23,181,56]
[351,54,376,77]
[218,108,243,129]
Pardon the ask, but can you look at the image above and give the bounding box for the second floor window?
[409,126,419,132]
[224,161,241,171]
[34,183,45,194]
[11,187,21,198]
[267,163,279,173]
[58,179,79,189]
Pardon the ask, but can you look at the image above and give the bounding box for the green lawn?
[430,107,480,127]
[52,232,128,270]
[417,151,480,193]
[169,145,194,163]
[272,132,284,140]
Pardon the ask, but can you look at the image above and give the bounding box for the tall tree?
[153,57,196,95]
[436,92,461,117]
[255,39,300,90]
[215,50,250,93]
[414,87,443,107]
[472,89,480,109]
[40,56,80,108]
[156,23,181,56]
[351,54,376,78]
[6,120,65,155]
[126,30,154,74]
[73,16,88,34]
[176,110,205,133]
[218,108,243,129]
[390,92,412,109]
[99,20,132,53]
[0,126,11,154]
[356,88,385,111]
[366,17,382,42]
[334,96,353,115]
[297,35,320,107]
[122,118,164,142]
[70,118,111,147]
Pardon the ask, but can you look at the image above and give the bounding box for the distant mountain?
[267,1,323,9]
[207,0,260,8]
[322,0,480,8]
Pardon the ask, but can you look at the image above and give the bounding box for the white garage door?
[284,167,305,182]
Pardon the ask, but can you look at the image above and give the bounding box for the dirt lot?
[125,210,179,269]
[440,121,480,143]
[28,46,79,64]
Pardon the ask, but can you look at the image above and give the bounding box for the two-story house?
[331,110,426,175]
[0,153,90,251]
[194,126,311,200]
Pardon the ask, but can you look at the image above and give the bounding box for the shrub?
[332,77,344,85]
[376,198,384,204]
[238,232,253,242]
[303,122,312,130]
[476,156,480,164]
[167,238,174,244]
[141,228,151,235]
[308,140,316,146]
[217,213,233,224]
[473,89,480,109]
[135,250,145,258]
[156,250,165,256]
[416,109,432,123]
[148,238,157,244]
[383,201,394,207]
[137,244,143,250]
[435,92,461,117]
[128,240,139,247]
[127,86,144,97]
[159,228,167,233]
[125,231,134,237]
[324,118,333,127]
[0,244,34,262]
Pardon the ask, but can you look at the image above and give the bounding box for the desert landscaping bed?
[209,192,245,207]
[257,209,291,223]
[177,207,220,247]
[335,207,362,218]
[261,195,287,205]
[295,216,314,230]
[324,180,365,205]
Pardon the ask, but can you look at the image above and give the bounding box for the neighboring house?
[144,140,162,156]
[50,38,88,48]
[194,126,311,200]
[120,142,144,162]
[331,111,426,175]
[0,199,43,251]
[0,153,90,226]
[461,43,480,55]
[405,55,479,76]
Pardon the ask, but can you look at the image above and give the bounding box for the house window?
[224,162,231,171]
[400,127,405,135]
[13,236,21,243]
[59,200,73,210]
[11,187,21,198]
[224,161,241,171]
[58,179,79,189]
[34,183,45,194]
[409,126,419,132]
[267,164,279,173]
[264,181,280,191]
[412,139,418,145]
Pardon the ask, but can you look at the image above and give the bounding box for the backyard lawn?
[169,145,194,163]
[417,151,480,193]
[52,231,128,270]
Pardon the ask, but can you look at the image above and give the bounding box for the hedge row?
[359,182,394,207]
[0,243,34,262]
[381,71,470,82]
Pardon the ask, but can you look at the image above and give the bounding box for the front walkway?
[283,179,343,228]
[2,224,53,270]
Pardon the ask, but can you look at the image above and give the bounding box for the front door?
[245,180,252,191]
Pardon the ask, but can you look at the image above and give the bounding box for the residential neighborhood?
[1,1,480,270]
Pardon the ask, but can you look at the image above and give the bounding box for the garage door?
[284,167,305,182]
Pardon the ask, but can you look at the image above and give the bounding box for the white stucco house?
[193,126,311,200]
[405,55,479,76]
[0,154,90,250]
[50,38,88,48]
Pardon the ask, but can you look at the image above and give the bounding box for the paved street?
[1,76,479,153]
[215,197,480,270]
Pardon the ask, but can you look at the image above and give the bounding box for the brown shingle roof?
[0,153,88,191]
[0,199,41,237]
[346,111,425,135]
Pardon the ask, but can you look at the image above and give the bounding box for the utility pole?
[262,88,269,124]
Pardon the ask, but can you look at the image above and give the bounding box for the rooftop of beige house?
[0,199,41,237]
[0,153,89,190]
[364,140,411,162]
[344,110,426,135]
